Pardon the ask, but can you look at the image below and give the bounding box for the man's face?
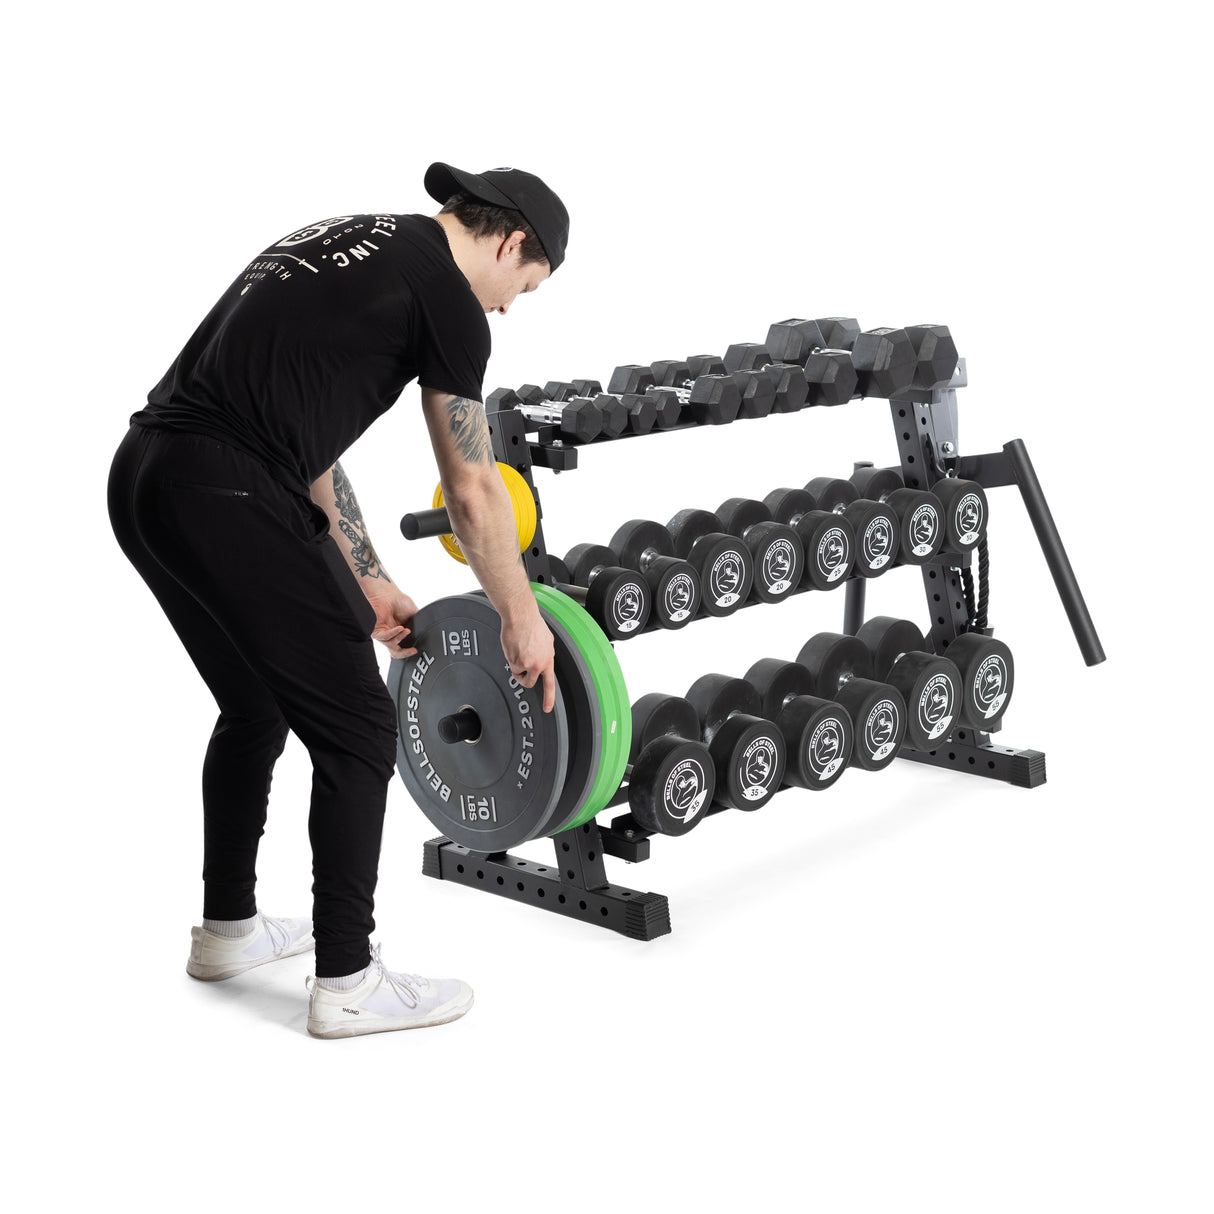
[480,237,550,315]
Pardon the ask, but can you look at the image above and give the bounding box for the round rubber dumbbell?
[665,508,755,617]
[715,498,805,603]
[626,694,715,835]
[558,546,652,640]
[803,477,900,577]
[943,632,1015,731]
[762,487,857,590]
[648,358,743,425]
[487,385,603,443]
[930,477,989,553]
[849,467,945,565]
[855,616,962,749]
[608,520,703,629]
[795,633,907,772]
[764,319,858,406]
[542,382,630,438]
[744,658,854,791]
[722,343,810,413]
[606,366,684,430]
[684,674,786,811]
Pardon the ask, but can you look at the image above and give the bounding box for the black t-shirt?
[133,213,490,496]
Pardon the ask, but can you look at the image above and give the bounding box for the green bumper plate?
[532,583,631,832]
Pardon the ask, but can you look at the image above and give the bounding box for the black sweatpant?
[107,424,399,977]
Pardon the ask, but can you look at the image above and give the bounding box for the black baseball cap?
[424,162,570,272]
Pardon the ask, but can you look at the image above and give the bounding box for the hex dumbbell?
[537,382,630,438]
[605,366,684,429]
[487,385,603,443]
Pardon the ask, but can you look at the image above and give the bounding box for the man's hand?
[365,585,419,658]
[501,609,556,713]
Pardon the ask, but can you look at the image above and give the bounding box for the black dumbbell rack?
[419,359,1105,939]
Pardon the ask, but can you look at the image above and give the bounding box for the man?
[107,164,568,1039]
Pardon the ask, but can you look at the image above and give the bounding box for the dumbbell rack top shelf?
[417,358,1105,940]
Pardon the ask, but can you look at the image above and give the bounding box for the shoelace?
[367,943,430,1009]
[304,944,431,1004]
[257,911,293,956]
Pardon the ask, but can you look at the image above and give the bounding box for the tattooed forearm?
[445,396,493,464]
[332,461,392,581]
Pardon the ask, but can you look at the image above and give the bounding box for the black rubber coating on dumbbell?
[850,467,903,500]
[743,658,815,718]
[667,509,753,615]
[609,365,655,395]
[546,553,571,583]
[685,673,761,742]
[624,394,657,435]
[687,354,726,377]
[805,478,859,510]
[716,498,803,601]
[833,679,906,771]
[686,375,742,425]
[856,617,925,678]
[585,566,650,640]
[611,520,701,627]
[565,543,618,587]
[764,489,855,589]
[804,350,858,406]
[776,695,853,791]
[594,393,629,438]
[844,498,900,576]
[646,388,683,428]
[765,319,827,364]
[766,364,809,413]
[796,633,874,697]
[629,736,714,836]
[851,328,916,398]
[611,519,674,566]
[814,317,861,349]
[849,470,943,563]
[946,633,1014,731]
[731,370,776,419]
[857,618,959,748]
[630,693,702,761]
[709,714,785,811]
[906,324,960,389]
[931,478,988,552]
[651,360,690,387]
[885,651,960,749]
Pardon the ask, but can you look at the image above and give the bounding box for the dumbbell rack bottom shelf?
[423,828,672,941]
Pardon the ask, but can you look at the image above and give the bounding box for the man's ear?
[498,231,526,262]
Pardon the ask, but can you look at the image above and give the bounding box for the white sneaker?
[186,912,314,981]
[306,944,474,1039]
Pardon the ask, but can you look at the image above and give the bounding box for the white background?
[6,1,1210,1210]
